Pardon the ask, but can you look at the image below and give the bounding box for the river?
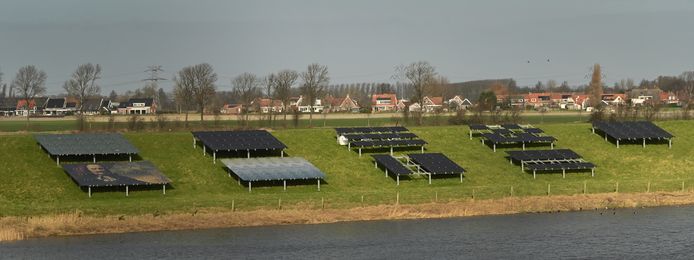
[2,206,694,259]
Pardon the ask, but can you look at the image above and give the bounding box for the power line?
[143,65,167,83]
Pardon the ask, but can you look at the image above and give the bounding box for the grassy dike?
[1,120,693,240]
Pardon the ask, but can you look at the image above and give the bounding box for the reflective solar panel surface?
[593,121,673,140]
[506,149,581,161]
[525,162,595,171]
[62,161,170,187]
[192,130,287,151]
[221,157,326,181]
[407,153,465,175]
[35,133,139,156]
[335,126,409,135]
[371,154,412,175]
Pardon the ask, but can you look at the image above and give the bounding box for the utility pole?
[143,65,167,107]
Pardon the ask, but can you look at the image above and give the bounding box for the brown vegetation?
[3,191,694,242]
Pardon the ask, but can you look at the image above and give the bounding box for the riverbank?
[3,191,693,241]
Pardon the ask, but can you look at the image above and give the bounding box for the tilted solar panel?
[371,154,412,175]
[506,149,581,161]
[525,162,595,171]
[407,153,465,175]
[35,133,139,156]
[192,130,287,151]
[221,157,326,182]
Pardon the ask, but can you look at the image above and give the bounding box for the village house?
[251,98,284,114]
[600,93,627,106]
[290,95,324,113]
[371,93,398,112]
[409,96,443,113]
[325,94,360,113]
[659,91,680,106]
[220,104,243,115]
[15,98,46,117]
[80,98,110,115]
[447,95,473,111]
[117,98,157,115]
[396,99,411,112]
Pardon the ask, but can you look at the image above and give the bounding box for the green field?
[0,120,691,217]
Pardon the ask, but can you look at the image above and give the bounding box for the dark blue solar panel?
[372,154,412,175]
[192,130,287,151]
[407,153,465,175]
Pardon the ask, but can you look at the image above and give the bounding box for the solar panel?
[507,149,581,161]
[407,153,465,175]
[525,162,596,171]
[371,154,412,175]
[192,130,287,151]
[335,126,409,135]
[36,133,139,156]
[62,161,170,187]
[468,124,489,130]
[593,121,673,140]
[343,133,419,141]
[351,139,427,148]
[221,157,326,182]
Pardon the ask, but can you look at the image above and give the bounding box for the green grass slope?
[0,121,692,217]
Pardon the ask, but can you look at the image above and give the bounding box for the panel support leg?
[57,155,60,166]
[522,142,525,150]
[247,150,250,158]
[193,138,196,149]
[125,186,129,197]
[562,169,566,179]
[284,180,287,191]
[460,173,463,183]
[317,179,321,191]
[428,173,432,185]
[521,161,524,172]
[469,131,472,140]
[390,147,393,155]
[385,168,388,177]
[591,168,595,177]
[88,186,91,198]
[248,181,252,192]
[643,138,646,148]
[669,139,672,149]
[359,148,362,157]
[397,175,400,186]
[533,170,536,179]
[281,150,284,157]
[493,144,496,152]
[203,146,206,156]
[129,155,132,162]
[551,142,554,149]
[163,184,166,195]
[93,155,96,163]
[617,140,620,148]
[213,152,216,164]
[421,146,424,154]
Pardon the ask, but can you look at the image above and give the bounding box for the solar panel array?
[469,124,555,145]
[507,149,580,162]
[506,149,595,173]
[221,157,326,182]
[371,154,412,176]
[335,126,408,135]
[407,153,466,175]
[62,161,171,187]
[192,130,287,151]
[593,121,673,140]
[337,126,427,150]
[35,133,139,156]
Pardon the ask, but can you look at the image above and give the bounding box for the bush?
[127,115,145,131]
[448,109,468,125]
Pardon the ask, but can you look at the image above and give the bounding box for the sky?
[1,0,694,95]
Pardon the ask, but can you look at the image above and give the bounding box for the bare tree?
[588,63,604,109]
[400,61,436,125]
[232,72,261,125]
[680,71,694,118]
[300,63,329,127]
[173,75,194,126]
[175,63,217,123]
[273,70,298,123]
[64,63,102,116]
[12,65,47,127]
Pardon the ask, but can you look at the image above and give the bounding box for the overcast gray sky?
[1,0,693,95]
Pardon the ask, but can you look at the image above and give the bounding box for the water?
[3,206,694,259]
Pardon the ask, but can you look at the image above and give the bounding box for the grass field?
[0,120,692,217]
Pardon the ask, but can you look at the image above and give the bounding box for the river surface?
[2,206,694,259]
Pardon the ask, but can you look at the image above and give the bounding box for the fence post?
[647,181,651,193]
[510,186,514,197]
[615,182,619,193]
[547,183,551,196]
[583,181,587,195]
[361,195,364,206]
[435,191,438,202]
[396,192,400,205]
[683,181,686,192]
[231,200,235,212]
[472,189,475,200]
[321,197,324,209]
[278,198,282,210]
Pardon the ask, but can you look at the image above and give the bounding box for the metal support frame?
[281,150,284,157]
[213,151,216,164]
[247,150,251,158]
[88,186,92,198]
[390,147,393,155]
[359,148,362,157]
[522,142,526,150]
[248,181,252,192]
[591,168,595,177]
[616,140,620,148]
[669,138,672,149]
[163,184,166,195]
[428,173,432,184]
[317,179,321,191]
[283,180,287,191]
[129,155,132,162]
[493,143,496,152]
[125,186,129,197]
[421,146,425,154]
[203,145,206,156]
[93,155,96,163]
[460,173,463,183]
[57,155,60,166]
[396,175,400,186]
[551,142,554,149]
[643,138,646,148]
[562,169,566,178]
[193,138,196,149]
[533,169,536,179]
